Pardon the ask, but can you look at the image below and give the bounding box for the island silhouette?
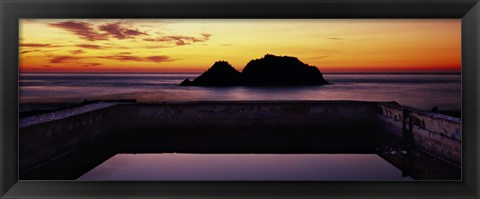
[180,54,329,86]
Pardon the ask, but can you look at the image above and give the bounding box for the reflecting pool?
[78,153,412,181]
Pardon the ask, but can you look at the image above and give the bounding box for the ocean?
[19,73,461,112]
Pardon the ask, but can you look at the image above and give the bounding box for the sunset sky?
[20,19,461,73]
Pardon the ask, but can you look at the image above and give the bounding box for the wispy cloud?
[98,22,148,39]
[20,49,41,54]
[327,37,344,40]
[46,51,172,64]
[96,55,143,62]
[49,56,82,63]
[69,50,85,55]
[81,63,102,67]
[313,55,331,60]
[76,44,102,49]
[96,54,172,63]
[20,43,60,47]
[144,33,212,46]
[145,56,170,63]
[49,20,148,41]
[48,20,212,50]
[49,21,109,41]
[144,44,172,49]
[43,62,100,68]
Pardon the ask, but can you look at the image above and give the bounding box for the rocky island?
[180,54,329,86]
[180,61,242,86]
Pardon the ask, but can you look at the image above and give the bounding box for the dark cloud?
[313,55,331,60]
[49,21,109,41]
[98,22,148,39]
[69,50,85,55]
[96,55,143,62]
[82,63,102,67]
[20,43,59,47]
[49,56,82,63]
[143,33,212,46]
[328,37,344,40]
[42,62,100,68]
[76,44,102,49]
[20,49,41,54]
[144,44,172,49]
[49,21,147,41]
[96,54,171,63]
[102,43,118,46]
[145,56,171,63]
[48,20,209,50]
[123,29,148,37]
[46,52,171,65]
[201,33,212,38]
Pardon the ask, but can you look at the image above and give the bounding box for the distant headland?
[180,54,329,87]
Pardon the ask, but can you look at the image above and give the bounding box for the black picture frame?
[1,0,479,198]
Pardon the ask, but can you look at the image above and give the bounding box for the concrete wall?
[19,101,379,175]
[19,104,119,174]
[20,101,461,177]
[114,101,380,129]
[377,103,461,166]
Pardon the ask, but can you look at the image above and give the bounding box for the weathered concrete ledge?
[378,103,461,166]
[20,102,118,128]
[19,100,461,179]
[115,100,380,129]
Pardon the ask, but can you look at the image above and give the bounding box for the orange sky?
[19,19,461,73]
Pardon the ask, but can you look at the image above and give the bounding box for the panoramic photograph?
[19,19,461,181]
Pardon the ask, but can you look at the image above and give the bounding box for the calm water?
[19,73,461,111]
[77,153,412,181]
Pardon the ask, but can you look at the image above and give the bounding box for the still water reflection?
[77,153,412,181]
